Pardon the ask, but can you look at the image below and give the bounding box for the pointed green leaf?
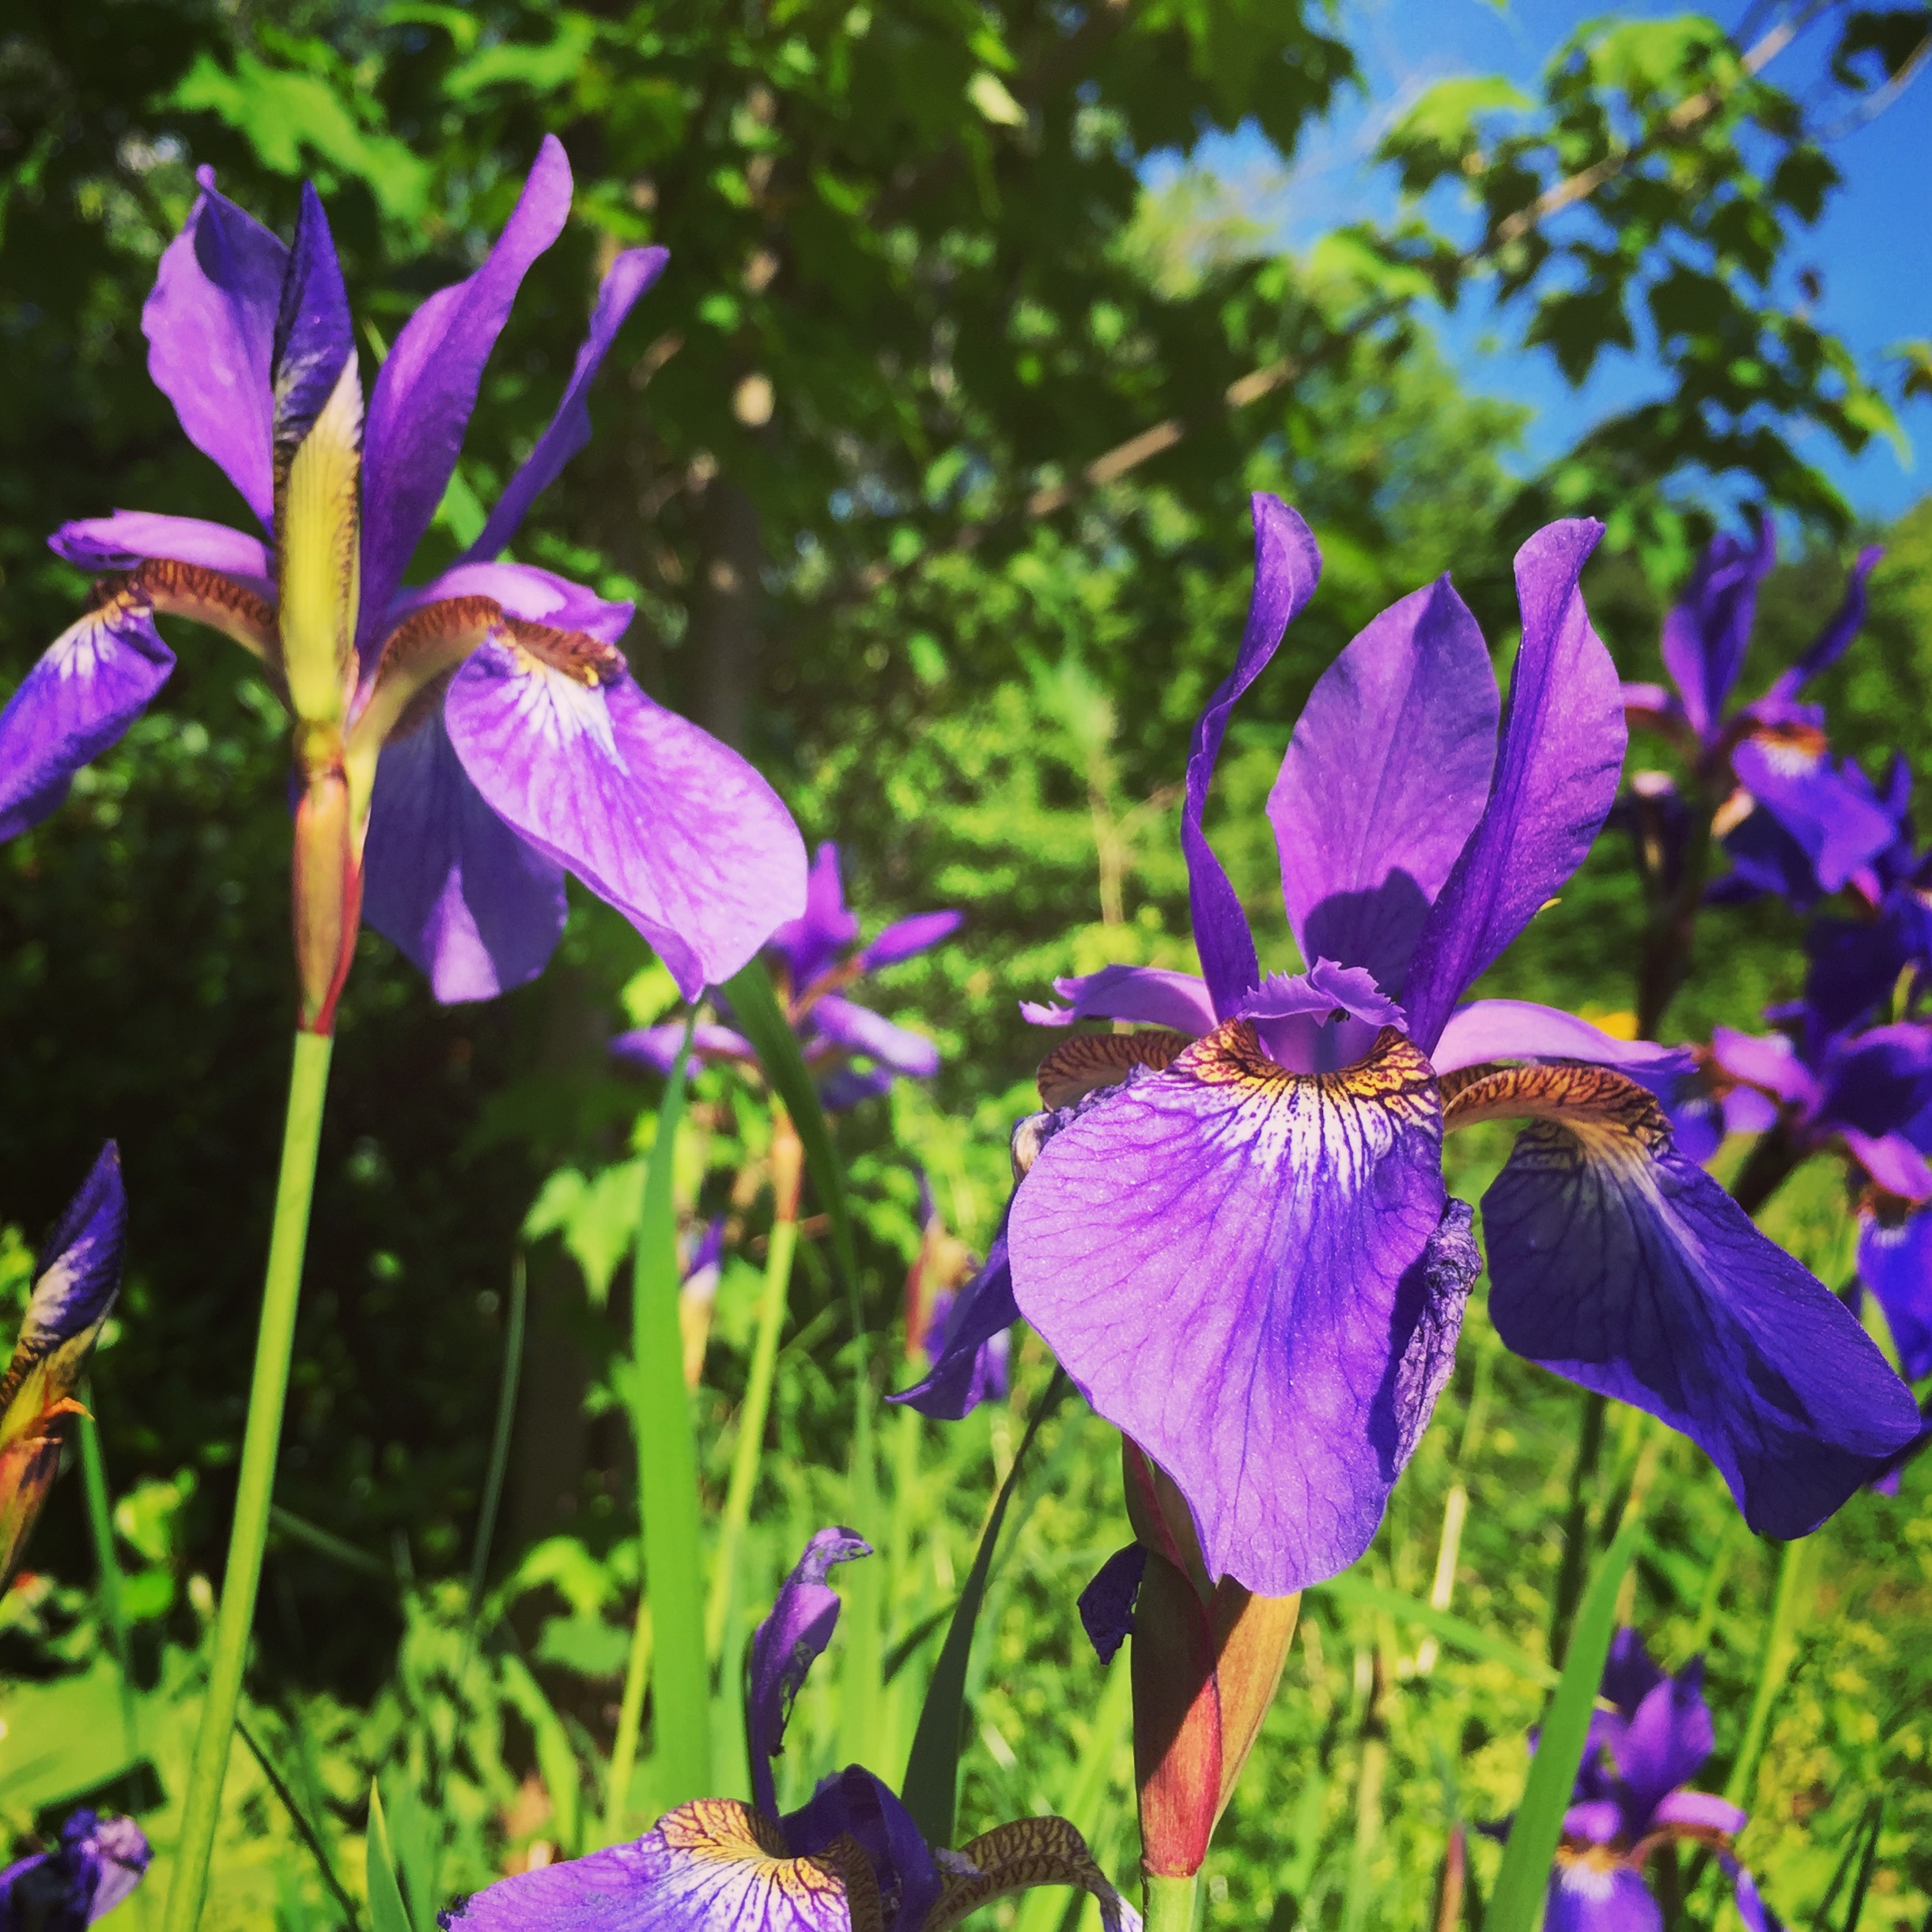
[364,1783,414,1932]
[1486,1508,1647,1932]
[900,1374,1066,1846]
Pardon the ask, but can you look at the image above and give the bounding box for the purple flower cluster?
[912,495,1917,1597]
[612,842,958,1109]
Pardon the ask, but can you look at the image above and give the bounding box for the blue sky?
[1159,0,1932,521]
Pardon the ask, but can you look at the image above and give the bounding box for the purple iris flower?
[1623,516,1891,909]
[611,843,959,1108]
[2,1147,127,1590]
[440,1529,1138,1932]
[1542,1631,1771,1932]
[0,142,804,1015]
[917,495,1918,1597]
[0,1809,151,1930]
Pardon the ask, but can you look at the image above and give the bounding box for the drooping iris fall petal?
[1858,1209,1932,1381]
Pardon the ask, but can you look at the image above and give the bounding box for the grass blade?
[1486,1506,1646,1932]
[467,1253,527,1624]
[1310,1574,1560,1690]
[900,1371,1067,1847]
[364,1782,414,1932]
[236,1713,362,1932]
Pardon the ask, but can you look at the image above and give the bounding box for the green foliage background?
[1,0,1930,1925]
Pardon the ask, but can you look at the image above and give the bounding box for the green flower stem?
[605,1019,708,1839]
[1144,1872,1200,1932]
[704,1108,802,1664]
[164,1029,334,1932]
[1726,1533,1818,1807]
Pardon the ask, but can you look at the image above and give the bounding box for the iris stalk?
[1725,1533,1819,1807]
[1144,1873,1200,1932]
[704,1104,802,1662]
[606,1018,707,1836]
[78,1397,141,1783]
[165,1029,334,1932]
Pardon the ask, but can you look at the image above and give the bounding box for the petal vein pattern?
[1008,1023,1448,1594]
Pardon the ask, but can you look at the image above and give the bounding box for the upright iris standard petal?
[1402,520,1625,1053]
[771,843,862,990]
[1268,576,1498,995]
[1432,1001,1692,1079]
[1658,515,1773,739]
[142,167,286,527]
[1768,545,1884,698]
[460,247,670,567]
[1019,966,1218,1034]
[1182,495,1321,1018]
[1858,1209,1932,1381]
[358,138,573,646]
[747,1529,871,1819]
[444,639,807,999]
[1008,1023,1465,1594]
[360,713,568,1002]
[1466,1067,1920,1536]
[439,1801,871,1932]
[0,599,176,841]
[53,512,274,592]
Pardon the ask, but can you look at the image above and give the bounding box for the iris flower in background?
[611,843,959,1108]
[1622,516,1892,909]
[676,1216,728,1390]
[0,138,803,1024]
[1,1147,127,1590]
[0,1809,151,1930]
[920,494,1918,1598]
[1541,1631,1772,1932]
[899,1176,1009,1416]
[441,1529,1138,1932]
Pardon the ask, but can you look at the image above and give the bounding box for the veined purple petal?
[1008,1023,1467,1594]
[1019,964,1218,1034]
[784,1768,941,1932]
[748,1529,871,1820]
[444,642,807,999]
[891,1211,1019,1420]
[1547,1856,1662,1932]
[272,183,357,471]
[1731,737,1895,896]
[856,909,962,973]
[1185,495,1322,1019]
[0,599,176,841]
[1660,516,1774,739]
[439,1802,864,1932]
[460,247,669,566]
[1767,546,1883,699]
[1270,575,1498,995]
[1650,1790,1747,1837]
[1234,962,1399,1074]
[770,844,860,991]
[1481,1103,1921,1539]
[361,711,567,1004]
[1818,1023,1932,1140]
[360,139,573,650]
[1858,1209,1932,1381]
[15,1146,127,1369]
[395,561,634,644]
[1433,1001,1692,1079]
[807,995,939,1076]
[609,1021,758,1078]
[52,512,274,596]
[1709,1027,1820,1113]
[1402,521,1624,1055]
[143,167,285,527]
[1614,1661,1712,1824]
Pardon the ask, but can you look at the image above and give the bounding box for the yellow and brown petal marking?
[644,1800,881,1932]
[925,1817,1140,1932]
[115,558,280,668]
[1036,1028,1196,1107]
[1443,1061,1671,1159]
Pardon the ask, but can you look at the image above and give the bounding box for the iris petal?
[0,596,176,841]
[1008,1022,1463,1594]
[443,637,807,999]
[361,710,567,1003]
[1469,1066,1921,1537]
[1858,1208,1932,1381]
[1270,574,1497,996]
[1021,965,1217,1035]
[1432,1001,1691,1079]
[1547,1854,1662,1932]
